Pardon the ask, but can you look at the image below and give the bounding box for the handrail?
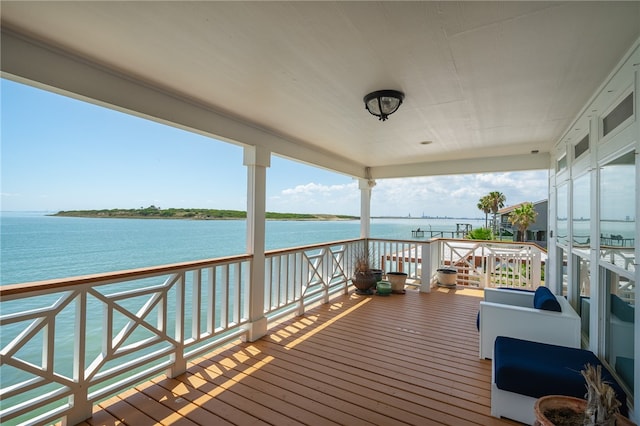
[0,254,253,297]
[264,238,361,256]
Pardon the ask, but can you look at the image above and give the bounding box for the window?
[574,135,589,160]
[557,155,567,172]
[574,255,590,347]
[556,183,568,246]
[572,173,590,248]
[599,151,636,272]
[603,267,635,394]
[603,92,634,137]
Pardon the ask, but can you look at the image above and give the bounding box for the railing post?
[484,253,493,288]
[297,252,306,315]
[244,146,269,342]
[65,290,92,426]
[419,242,432,292]
[169,273,186,377]
[532,247,542,288]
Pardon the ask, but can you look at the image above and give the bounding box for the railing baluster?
[220,265,229,330]
[192,269,201,339]
[206,267,215,334]
[233,264,241,325]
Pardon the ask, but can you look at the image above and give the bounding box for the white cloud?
[262,170,549,218]
[371,171,548,217]
[269,181,359,215]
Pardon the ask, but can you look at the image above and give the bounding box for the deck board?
[86,288,521,425]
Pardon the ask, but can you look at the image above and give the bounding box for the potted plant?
[534,364,634,426]
[352,245,377,295]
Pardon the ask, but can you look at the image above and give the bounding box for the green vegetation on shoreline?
[52,206,358,221]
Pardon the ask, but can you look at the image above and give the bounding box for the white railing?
[369,238,425,282]
[434,239,546,289]
[0,255,251,426]
[263,239,360,321]
[364,238,545,290]
[0,237,546,425]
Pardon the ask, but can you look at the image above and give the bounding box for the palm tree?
[509,202,538,241]
[487,191,506,234]
[477,196,492,228]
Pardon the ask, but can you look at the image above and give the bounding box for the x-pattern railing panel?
[0,256,251,425]
[439,240,544,289]
[264,241,354,318]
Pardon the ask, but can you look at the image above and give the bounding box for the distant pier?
[411,223,473,239]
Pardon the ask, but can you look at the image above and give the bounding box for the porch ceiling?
[1,2,639,179]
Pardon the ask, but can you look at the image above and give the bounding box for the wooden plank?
[82,289,520,426]
[147,376,262,426]
[96,394,157,425]
[118,386,199,426]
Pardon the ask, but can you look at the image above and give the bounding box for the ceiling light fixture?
[363,90,404,121]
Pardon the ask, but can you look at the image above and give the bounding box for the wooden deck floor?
[82,288,521,425]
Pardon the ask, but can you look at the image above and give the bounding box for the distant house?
[497,200,548,247]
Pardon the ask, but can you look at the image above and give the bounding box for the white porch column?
[243,145,270,342]
[359,178,375,238]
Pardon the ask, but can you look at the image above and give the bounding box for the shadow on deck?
[84,288,520,425]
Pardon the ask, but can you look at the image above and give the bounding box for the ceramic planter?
[386,272,407,294]
[436,268,457,287]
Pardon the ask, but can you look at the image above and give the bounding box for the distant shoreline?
[51,208,359,221]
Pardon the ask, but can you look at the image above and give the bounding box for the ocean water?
[1,212,484,285]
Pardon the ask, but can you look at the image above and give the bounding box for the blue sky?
[1,79,548,217]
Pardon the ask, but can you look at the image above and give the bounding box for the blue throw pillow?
[533,286,561,312]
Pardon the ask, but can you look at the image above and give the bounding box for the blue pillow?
[533,286,561,312]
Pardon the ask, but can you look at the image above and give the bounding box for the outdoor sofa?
[492,336,628,425]
[478,286,580,359]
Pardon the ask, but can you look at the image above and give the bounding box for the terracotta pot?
[534,395,636,426]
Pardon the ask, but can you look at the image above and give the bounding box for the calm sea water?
[1,212,484,285]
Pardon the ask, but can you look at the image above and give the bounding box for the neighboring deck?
[81,288,519,425]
